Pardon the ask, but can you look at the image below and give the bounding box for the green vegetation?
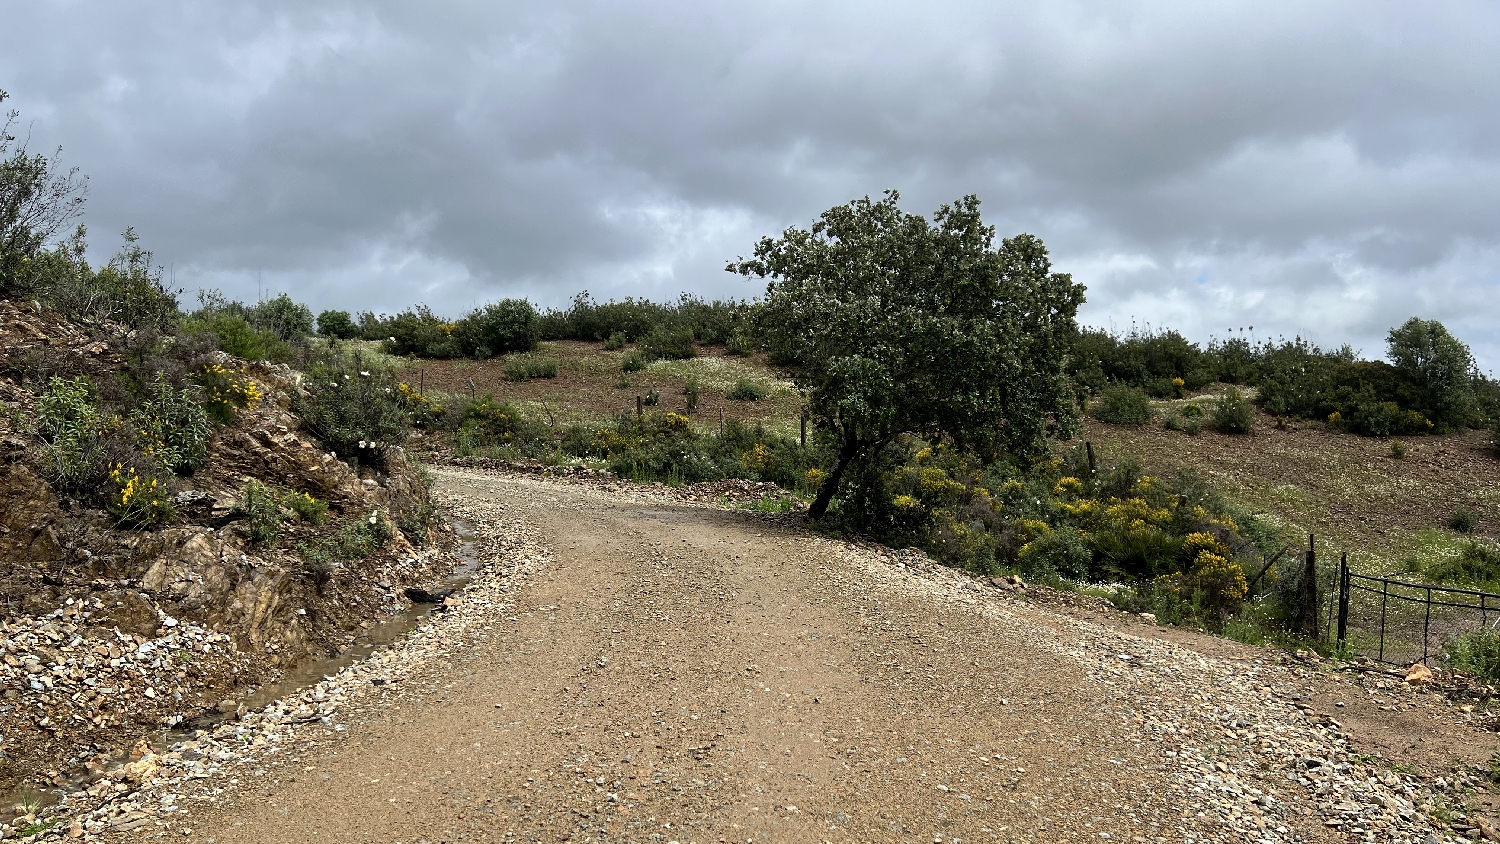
[1445,630,1500,683]
[316,308,361,339]
[730,191,1083,519]
[293,350,409,469]
[297,510,395,590]
[1408,540,1500,590]
[727,378,766,402]
[1091,385,1152,425]
[1211,387,1255,434]
[240,479,283,546]
[503,355,560,382]
[1072,322,1496,437]
[238,479,329,548]
[1449,506,1479,534]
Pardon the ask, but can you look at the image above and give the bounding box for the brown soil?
[154,473,1498,843]
[404,341,803,430]
[1081,399,1500,566]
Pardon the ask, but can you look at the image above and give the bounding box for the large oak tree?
[729,191,1086,520]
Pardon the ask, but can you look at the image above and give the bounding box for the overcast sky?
[3,1,1498,369]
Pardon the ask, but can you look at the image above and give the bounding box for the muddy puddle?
[3,520,483,816]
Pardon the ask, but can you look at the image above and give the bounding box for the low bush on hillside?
[727,378,766,402]
[640,326,697,361]
[1450,507,1479,534]
[503,356,560,382]
[1071,320,1496,436]
[1409,541,1500,591]
[297,510,395,590]
[294,351,409,468]
[183,310,294,363]
[1091,385,1151,425]
[1211,388,1254,434]
[816,441,1280,632]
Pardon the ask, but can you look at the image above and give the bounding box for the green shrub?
[503,356,559,382]
[1446,630,1500,682]
[105,463,175,527]
[727,378,766,401]
[453,299,537,358]
[1450,507,1479,534]
[603,331,626,351]
[1390,439,1407,459]
[195,363,262,424]
[1163,412,1202,435]
[455,398,553,457]
[297,511,395,585]
[384,306,461,358]
[246,293,315,342]
[684,379,700,413]
[726,331,755,357]
[1211,387,1254,434]
[183,311,292,362]
[1091,385,1151,425]
[640,326,696,361]
[1181,402,1204,419]
[240,479,282,546]
[31,376,135,493]
[1422,542,1500,588]
[621,351,649,373]
[399,499,440,545]
[132,372,210,474]
[643,388,660,407]
[71,228,181,331]
[316,309,361,339]
[1016,526,1092,580]
[293,353,409,468]
[284,489,329,524]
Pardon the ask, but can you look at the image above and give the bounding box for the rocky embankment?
[0,487,537,841]
[0,300,453,799]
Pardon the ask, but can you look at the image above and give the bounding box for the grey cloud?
[2,0,1498,367]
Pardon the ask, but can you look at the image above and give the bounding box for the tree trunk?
[809,437,861,521]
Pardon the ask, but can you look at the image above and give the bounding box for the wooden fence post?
[1298,533,1319,639]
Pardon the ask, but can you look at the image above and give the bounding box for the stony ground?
[12,468,1498,843]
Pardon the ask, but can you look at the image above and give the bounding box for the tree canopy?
[1386,317,1478,431]
[0,90,88,297]
[728,191,1085,519]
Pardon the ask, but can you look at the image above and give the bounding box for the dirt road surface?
[123,470,1465,844]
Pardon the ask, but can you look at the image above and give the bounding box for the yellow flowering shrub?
[107,464,174,527]
[742,442,775,474]
[805,467,827,490]
[1182,531,1229,563]
[1053,476,1084,497]
[196,364,261,423]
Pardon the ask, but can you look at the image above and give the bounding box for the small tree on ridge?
[728,191,1086,520]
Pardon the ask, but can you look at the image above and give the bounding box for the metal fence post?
[1378,579,1388,664]
[1336,553,1349,646]
[1422,586,1433,664]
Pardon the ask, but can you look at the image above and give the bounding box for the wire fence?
[1335,556,1500,667]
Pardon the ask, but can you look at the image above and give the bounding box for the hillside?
[0,301,456,795]
[407,339,1499,577]
[400,339,800,435]
[1084,394,1499,576]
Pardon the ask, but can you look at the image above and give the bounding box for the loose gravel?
[10,468,1491,843]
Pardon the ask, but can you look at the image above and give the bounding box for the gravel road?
[88,468,1481,844]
